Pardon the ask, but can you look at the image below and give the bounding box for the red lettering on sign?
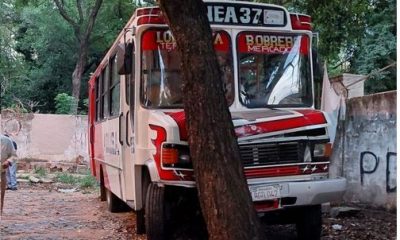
[142,30,231,52]
[238,33,309,55]
[213,31,230,52]
[142,30,177,51]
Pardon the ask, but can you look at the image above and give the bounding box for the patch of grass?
[55,172,98,189]
[78,174,97,189]
[56,172,77,185]
[34,167,47,177]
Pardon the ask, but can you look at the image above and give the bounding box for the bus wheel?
[296,205,322,240]
[106,188,128,213]
[145,183,167,240]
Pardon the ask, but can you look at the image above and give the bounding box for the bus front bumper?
[248,177,347,207]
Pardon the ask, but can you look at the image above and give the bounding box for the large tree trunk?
[159,1,265,239]
[71,41,88,111]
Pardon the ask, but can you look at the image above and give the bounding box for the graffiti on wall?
[360,151,397,193]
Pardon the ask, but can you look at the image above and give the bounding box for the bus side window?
[126,42,135,106]
[95,76,100,121]
[99,72,105,119]
[110,56,120,116]
[128,42,135,142]
[101,66,109,119]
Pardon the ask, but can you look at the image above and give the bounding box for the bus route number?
[207,4,285,26]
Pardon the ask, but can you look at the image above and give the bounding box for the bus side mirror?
[117,43,133,75]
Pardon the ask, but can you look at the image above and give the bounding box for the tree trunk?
[159,1,265,240]
[54,0,103,113]
[71,40,88,112]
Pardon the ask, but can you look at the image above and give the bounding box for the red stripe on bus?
[166,110,326,140]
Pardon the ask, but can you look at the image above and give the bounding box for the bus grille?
[239,142,301,167]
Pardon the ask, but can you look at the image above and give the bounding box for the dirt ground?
[0,182,396,240]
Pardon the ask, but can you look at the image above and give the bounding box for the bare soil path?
[0,183,143,240]
[0,182,396,240]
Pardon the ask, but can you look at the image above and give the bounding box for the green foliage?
[78,174,98,189]
[54,93,77,114]
[55,172,77,185]
[0,0,29,110]
[349,0,396,93]
[55,172,97,189]
[34,167,47,177]
[1,0,138,113]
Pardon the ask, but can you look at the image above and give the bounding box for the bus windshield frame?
[237,31,313,108]
[140,28,234,109]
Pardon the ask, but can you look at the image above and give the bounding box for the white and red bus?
[88,1,346,238]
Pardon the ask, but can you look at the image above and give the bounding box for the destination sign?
[238,33,294,54]
[142,29,231,52]
[206,2,287,27]
[238,32,310,54]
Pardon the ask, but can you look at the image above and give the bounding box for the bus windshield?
[238,32,313,108]
[141,29,234,108]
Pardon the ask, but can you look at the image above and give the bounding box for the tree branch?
[53,0,81,40]
[83,0,103,42]
[53,0,77,27]
[76,0,84,25]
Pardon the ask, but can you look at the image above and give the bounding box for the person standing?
[1,134,18,214]
[4,134,18,190]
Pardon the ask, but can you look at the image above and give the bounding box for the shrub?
[54,93,77,114]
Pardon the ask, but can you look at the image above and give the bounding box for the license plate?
[249,184,281,201]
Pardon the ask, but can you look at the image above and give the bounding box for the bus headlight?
[161,143,192,169]
[313,143,332,157]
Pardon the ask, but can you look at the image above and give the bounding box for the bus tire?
[296,205,322,240]
[106,188,127,213]
[145,183,166,240]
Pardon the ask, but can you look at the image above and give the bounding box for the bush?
[54,93,77,114]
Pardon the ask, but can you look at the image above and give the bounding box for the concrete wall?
[330,73,365,99]
[1,112,88,167]
[330,91,396,210]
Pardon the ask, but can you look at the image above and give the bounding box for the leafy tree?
[159,0,265,239]
[0,0,28,110]
[53,0,103,113]
[13,2,77,112]
[349,0,396,93]
[1,0,137,113]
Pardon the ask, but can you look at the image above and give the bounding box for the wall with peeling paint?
[1,113,88,166]
[330,91,396,210]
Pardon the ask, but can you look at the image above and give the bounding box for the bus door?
[100,59,123,199]
[118,41,137,204]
